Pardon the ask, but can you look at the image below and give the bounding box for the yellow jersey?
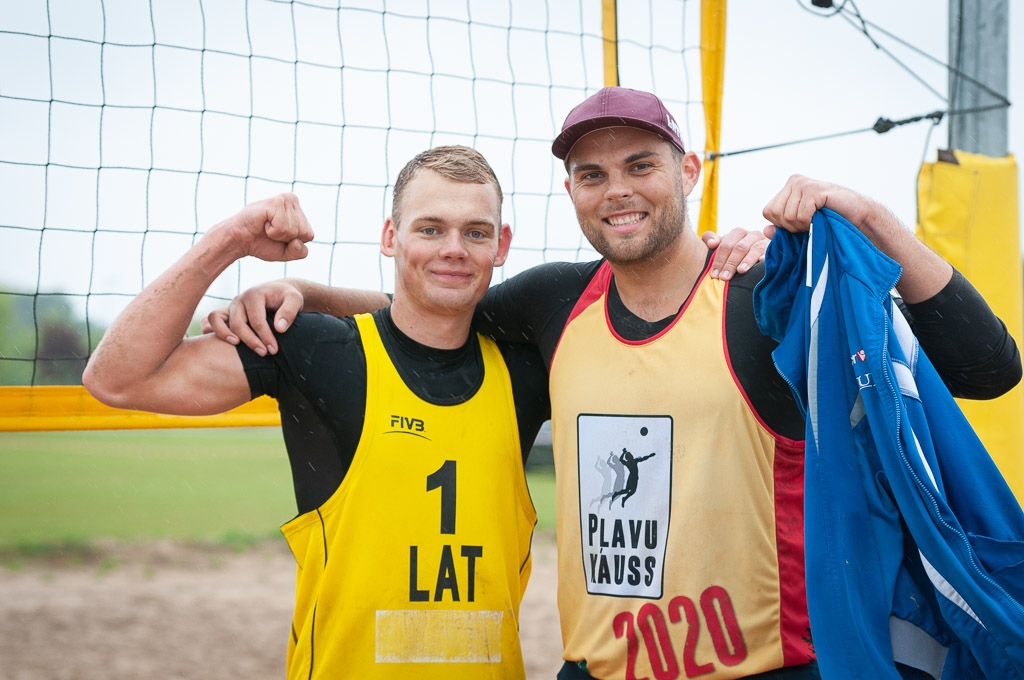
[282,313,537,679]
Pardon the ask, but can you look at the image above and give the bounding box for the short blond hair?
[392,145,503,227]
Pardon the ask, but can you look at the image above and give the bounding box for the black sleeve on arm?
[498,342,552,466]
[474,261,602,366]
[726,264,806,441]
[237,313,366,515]
[900,269,1022,399]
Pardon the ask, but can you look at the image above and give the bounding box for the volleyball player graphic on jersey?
[608,448,656,507]
[578,415,672,599]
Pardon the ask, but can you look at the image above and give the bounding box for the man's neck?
[609,235,710,323]
[388,300,474,350]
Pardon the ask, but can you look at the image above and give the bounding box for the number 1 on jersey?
[409,460,482,603]
[427,460,456,534]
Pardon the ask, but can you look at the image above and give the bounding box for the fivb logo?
[388,414,429,439]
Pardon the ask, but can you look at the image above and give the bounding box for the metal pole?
[948,0,1009,155]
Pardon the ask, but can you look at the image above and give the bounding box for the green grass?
[526,467,555,532]
[0,428,557,551]
[0,428,295,549]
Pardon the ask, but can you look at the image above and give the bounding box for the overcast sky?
[714,0,1021,241]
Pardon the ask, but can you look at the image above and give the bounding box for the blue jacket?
[753,209,1024,679]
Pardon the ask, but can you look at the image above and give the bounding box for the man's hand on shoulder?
[702,226,771,280]
[203,280,306,356]
[203,279,392,356]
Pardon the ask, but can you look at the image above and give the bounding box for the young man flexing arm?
[86,146,550,680]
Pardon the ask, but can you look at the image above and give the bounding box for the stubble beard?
[580,192,690,267]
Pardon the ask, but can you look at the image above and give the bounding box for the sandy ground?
[0,532,563,680]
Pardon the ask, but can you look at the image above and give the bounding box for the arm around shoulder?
[300,280,391,318]
[206,278,390,356]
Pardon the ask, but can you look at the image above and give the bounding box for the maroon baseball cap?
[551,86,686,161]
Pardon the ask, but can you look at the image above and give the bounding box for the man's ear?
[682,151,702,196]
[493,223,513,267]
[380,217,397,257]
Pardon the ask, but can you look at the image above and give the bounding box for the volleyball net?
[0,0,720,430]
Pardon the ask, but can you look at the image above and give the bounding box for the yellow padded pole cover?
[917,150,1024,503]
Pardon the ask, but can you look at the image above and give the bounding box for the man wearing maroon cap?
[481,86,1017,680]
[210,87,1020,679]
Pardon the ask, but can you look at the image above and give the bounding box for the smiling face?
[382,168,510,319]
[565,126,700,266]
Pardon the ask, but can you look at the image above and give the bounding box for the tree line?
[0,292,100,386]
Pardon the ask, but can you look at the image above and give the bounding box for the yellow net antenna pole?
[601,0,619,86]
[698,0,727,235]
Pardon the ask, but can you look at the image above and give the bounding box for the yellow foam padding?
[917,149,1024,503]
[0,385,280,432]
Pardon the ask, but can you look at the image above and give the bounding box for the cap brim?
[552,116,683,160]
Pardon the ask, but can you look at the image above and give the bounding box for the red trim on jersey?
[550,262,613,367]
[556,258,716,355]
[611,257,715,346]
[774,436,815,666]
[566,261,612,327]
